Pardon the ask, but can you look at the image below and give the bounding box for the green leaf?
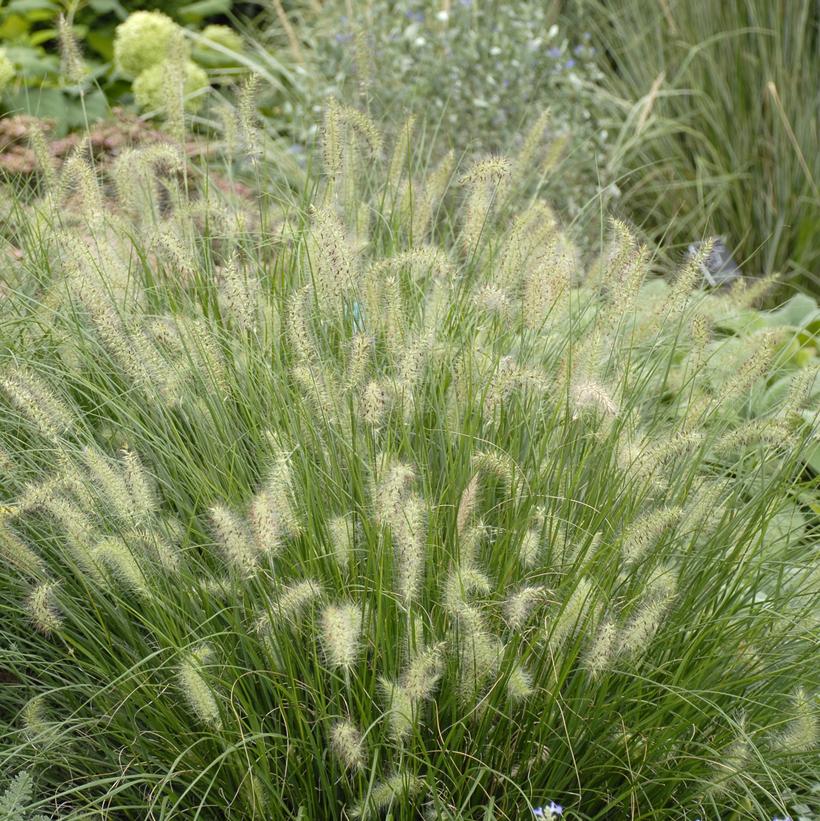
[178,0,232,23]
[86,28,116,61]
[6,0,58,12]
[88,0,128,16]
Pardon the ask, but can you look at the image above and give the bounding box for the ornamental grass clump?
[0,104,816,820]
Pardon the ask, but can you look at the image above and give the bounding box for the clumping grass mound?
[0,110,817,820]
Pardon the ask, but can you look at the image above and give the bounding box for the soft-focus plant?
[571,0,820,295]
[292,0,614,222]
[0,105,817,821]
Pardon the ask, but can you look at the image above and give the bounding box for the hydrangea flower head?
[133,59,208,114]
[0,48,14,92]
[201,24,244,55]
[114,10,185,78]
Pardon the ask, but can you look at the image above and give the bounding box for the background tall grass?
[574,0,819,294]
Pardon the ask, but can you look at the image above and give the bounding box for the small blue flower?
[565,58,576,69]
[532,803,562,818]
[547,47,561,59]
[405,9,424,22]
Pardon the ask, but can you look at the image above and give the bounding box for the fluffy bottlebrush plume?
[506,660,534,702]
[619,575,676,658]
[522,237,572,331]
[153,223,197,282]
[664,239,715,316]
[0,366,75,443]
[209,504,257,576]
[81,286,178,404]
[29,122,58,196]
[352,771,421,820]
[721,331,778,403]
[682,479,731,537]
[410,148,455,238]
[388,115,415,193]
[621,506,683,566]
[59,146,103,220]
[330,719,366,771]
[319,601,363,671]
[706,718,752,796]
[454,604,503,701]
[503,585,549,631]
[0,519,45,578]
[518,528,543,568]
[460,156,511,255]
[42,495,101,580]
[511,109,551,189]
[293,363,340,425]
[111,143,184,220]
[178,644,222,729]
[496,200,557,291]
[173,315,231,395]
[119,447,158,527]
[321,98,343,179]
[443,565,492,617]
[237,73,261,164]
[483,355,521,416]
[395,336,432,420]
[286,286,318,364]
[780,365,819,422]
[379,676,414,742]
[334,103,383,158]
[129,527,181,573]
[346,332,372,391]
[94,536,149,595]
[713,418,795,456]
[727,271,780,308]
[22,694,54,747]
[548,577,595,647]
[81,446,133,523]
[582,617,618,678]
[57,14,86,85]
[456,473,481,537]
[631,429,704,485]
[688,311,712,376]
[473,284,511,318]
[459,521,487,567]
[306,206,357,311]
[569,377,619,421]
[471,450,516,500]
[592,219,650,327]
[379,480,427,607]
[373,461,416,528]
[361,379,391,426]
[260,438,302,538]
[265,578,323,627]
[27,581,63,635]
[248,488,283,559]
[329,514,355,573]
[219,253,260,332]
[771,688,817,753]
[401,642,446,703]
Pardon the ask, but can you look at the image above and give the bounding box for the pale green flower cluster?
[133,59,209,114]
[201,24,244,55]
[113,10,212,115]
[113,10,183,79]
[0,48,15,92]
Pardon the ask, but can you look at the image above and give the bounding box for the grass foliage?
[579,0,819,291]
[0,107,817,820]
